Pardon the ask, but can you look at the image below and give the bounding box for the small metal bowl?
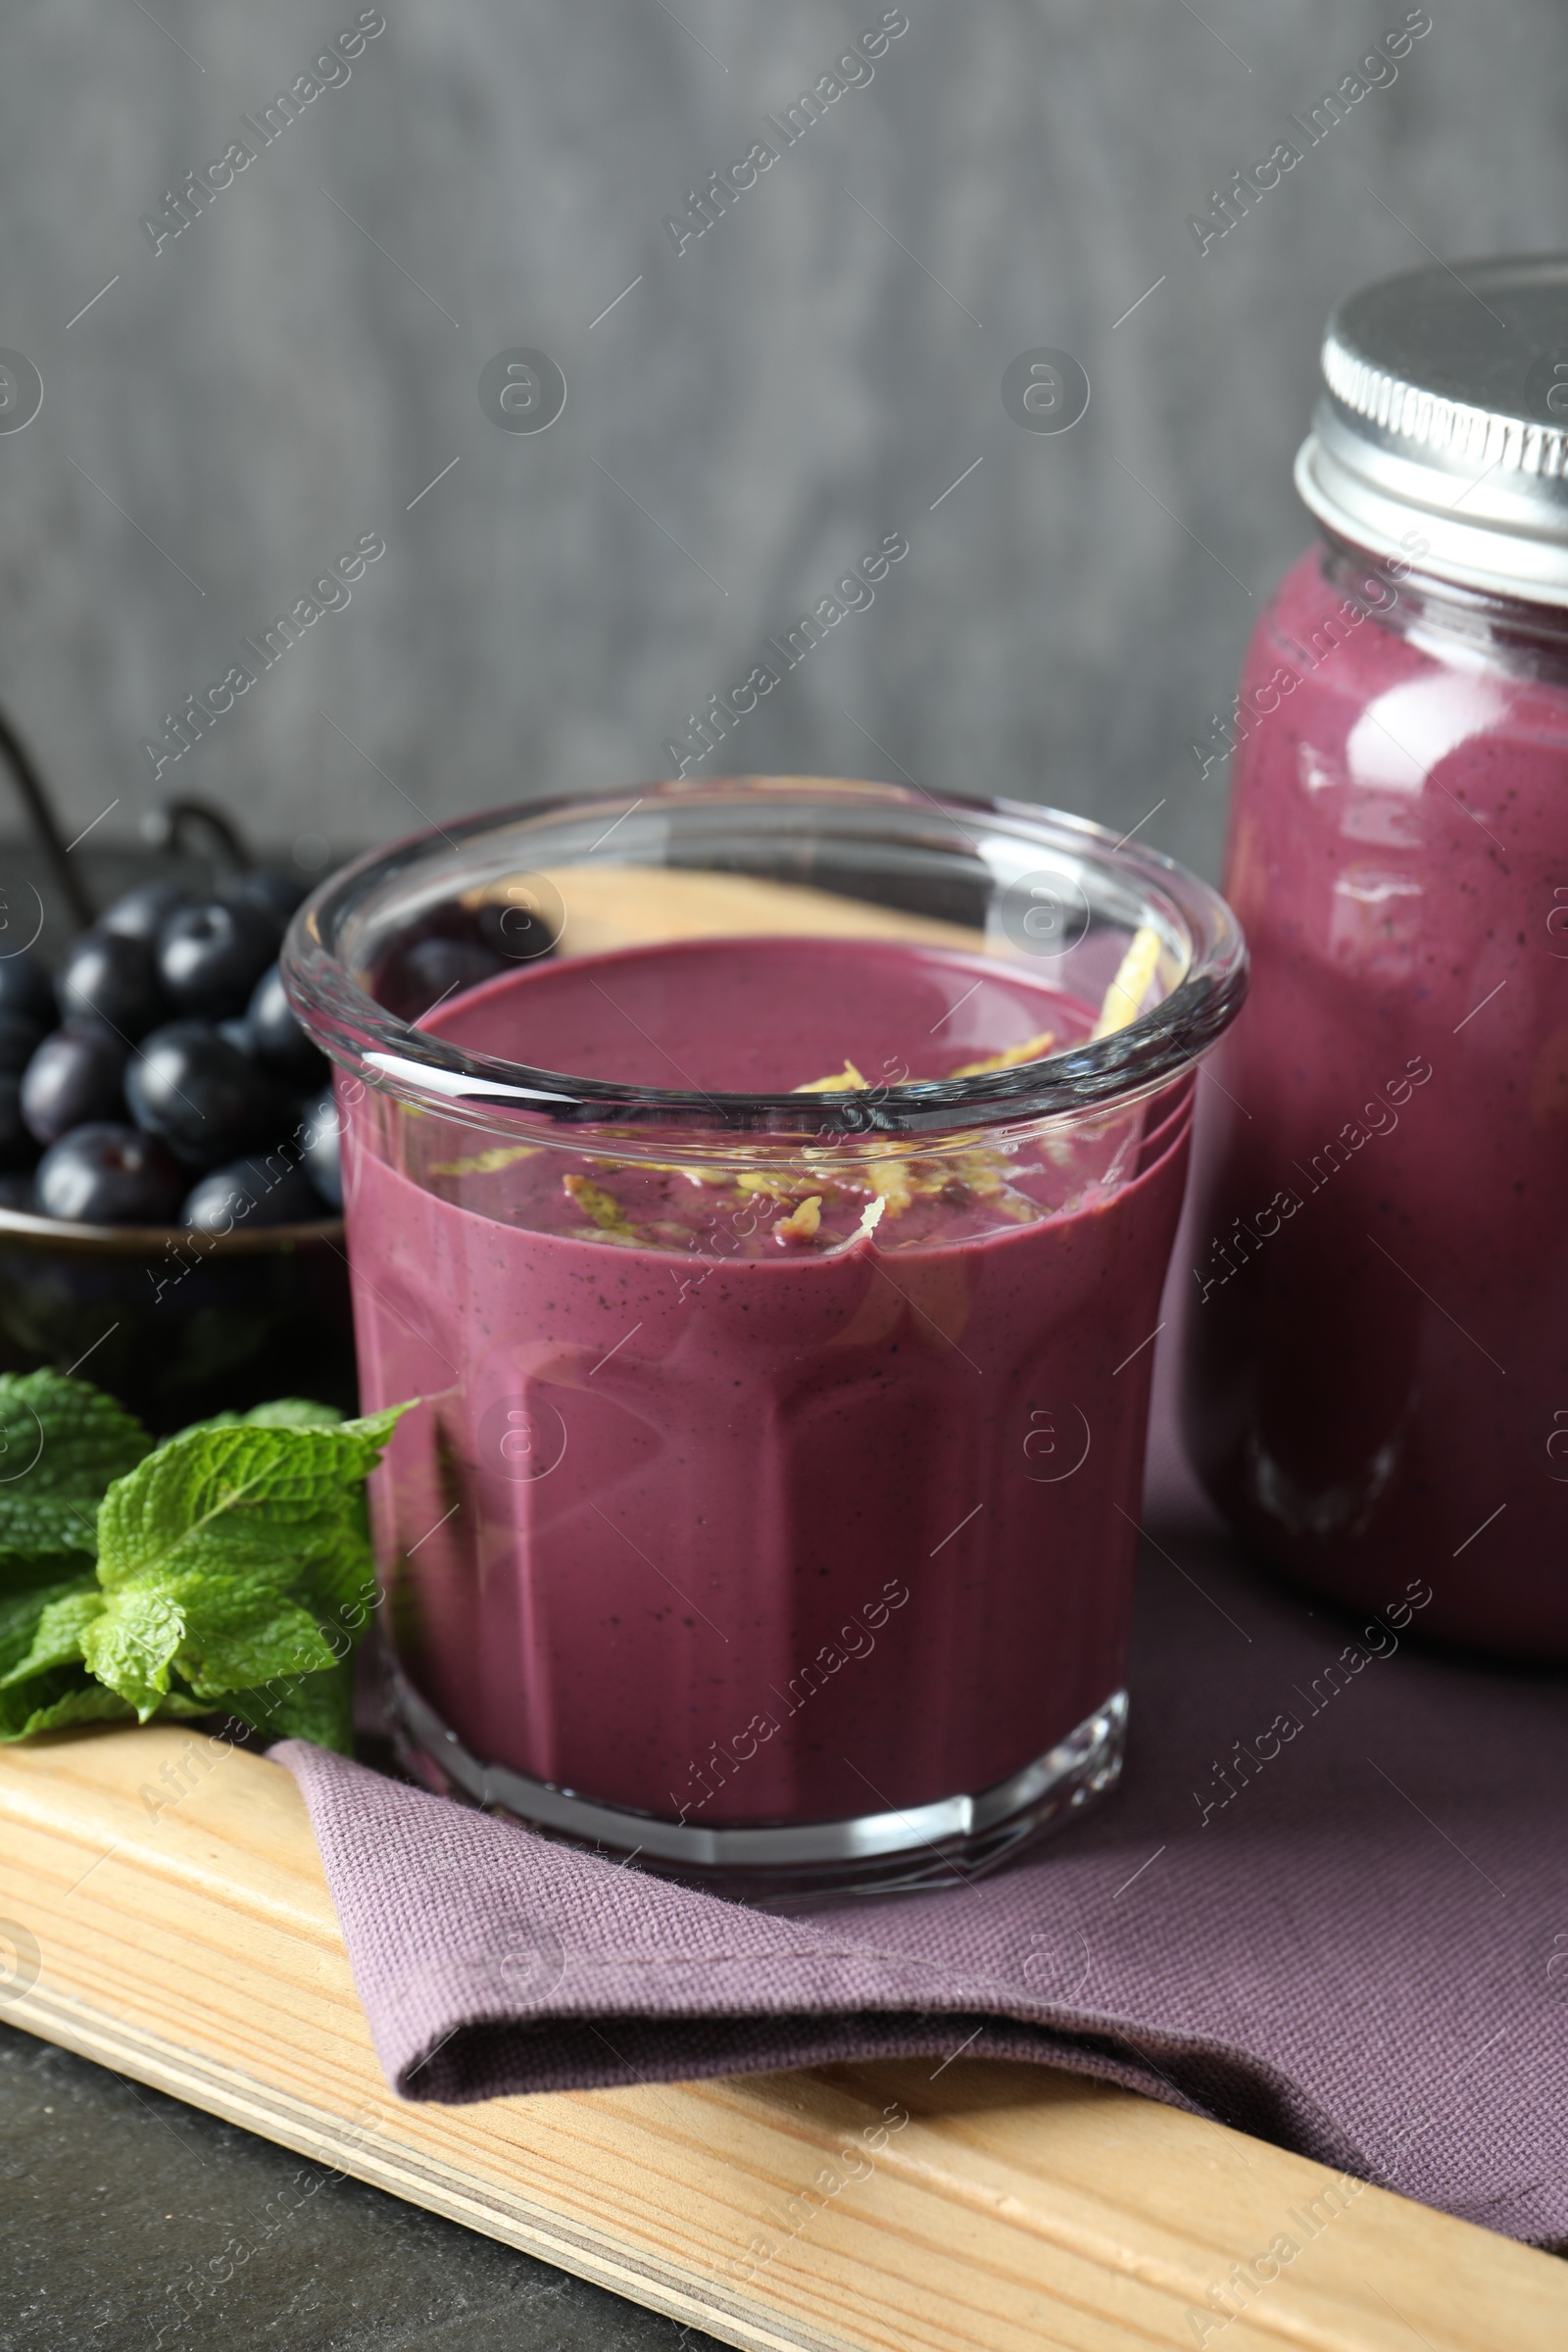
[0,1203,355,1432]
[0,732,354,1428]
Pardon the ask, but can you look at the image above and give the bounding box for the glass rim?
[281,777,1248,1141]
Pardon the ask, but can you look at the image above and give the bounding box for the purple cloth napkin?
[273,1348,1568,2248]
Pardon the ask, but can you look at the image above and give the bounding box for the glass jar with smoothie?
[1181,254,1568,1659]
[286,778,1244,1892]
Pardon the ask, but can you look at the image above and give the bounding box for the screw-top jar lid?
[1295,254,1568,608]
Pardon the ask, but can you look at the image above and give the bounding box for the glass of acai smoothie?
[286,777,1245,1892]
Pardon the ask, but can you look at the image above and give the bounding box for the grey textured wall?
[1,0,1562,887]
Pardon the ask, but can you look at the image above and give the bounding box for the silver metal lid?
[1295,255,1568,607]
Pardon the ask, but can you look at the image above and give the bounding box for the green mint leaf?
[160,1592,338,1701]
[0,1383,410,1750]
[88,1405,408,1725]
[0,1672,136,1741]
[219,1658,356,1752]
[97,1408,405,1596]
[0,1572,118,1740]
[0,1573,210,1739]
[0,1584,105,1687]
[78,1590,185,1719]
[176,1397,346,1437]
[0,1372,151,1590]
[0,1575,94,1680]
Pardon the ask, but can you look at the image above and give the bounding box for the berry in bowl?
[0,866,353,1431]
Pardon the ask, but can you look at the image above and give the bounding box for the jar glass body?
[1181,539,1568,1657]
[285,777,1244,1891]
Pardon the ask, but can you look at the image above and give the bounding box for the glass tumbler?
[285,776,1245,1893]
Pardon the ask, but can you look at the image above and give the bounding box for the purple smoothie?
[346,933,1193,1824]
[1182,547,1568,1655]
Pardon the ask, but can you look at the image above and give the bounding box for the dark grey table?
[1,2023,726,2352]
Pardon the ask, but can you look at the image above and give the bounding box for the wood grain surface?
[1,1725,1561,2352]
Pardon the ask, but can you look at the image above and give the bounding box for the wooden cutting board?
[1,1724,1561,2352]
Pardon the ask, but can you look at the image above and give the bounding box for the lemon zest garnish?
[1092,926,1162,1039]
[793,1060,869,1094]
[637,1162,732,1187]
[866,1160,915,1213]
[736,1171,806,1201]
[948,1029,1056,1078]
[563,1173,633,1233]
[774,1195,822,1243]
[943,1150,1007,1200]
[427,1144,543,1178]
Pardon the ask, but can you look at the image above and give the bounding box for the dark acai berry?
[0,1075,33,1170]
[231,867,305,931]
[34,1122,184,1225]
[218,1016,255,1055]
[56,928,170,1041]
[398,936,504,1020]
[22,1026,128,1146]
[0,1170,34,1212]
[100,877,194,944]
[0,1010,47,1074]
[298,1089,342,1209]
[0,949,59,1030]
[246,962,326,1087]
[156,895,281,1019]
[126,1022,290,1169]
[181,1152,323,1234]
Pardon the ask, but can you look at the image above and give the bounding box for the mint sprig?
[0,1378,410,1752]
[0,1370,152,1588]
